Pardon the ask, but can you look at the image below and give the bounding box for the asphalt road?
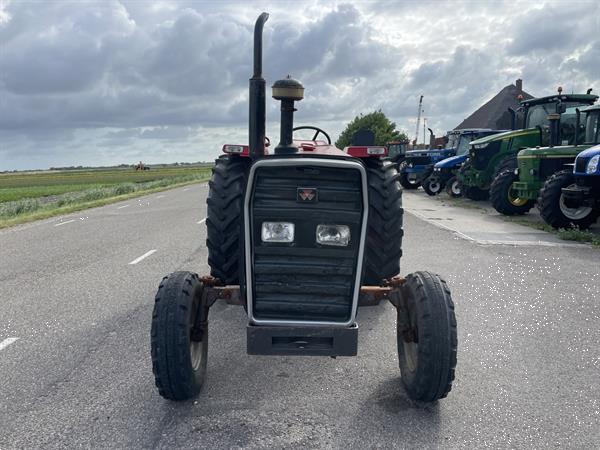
[1,184,599,449]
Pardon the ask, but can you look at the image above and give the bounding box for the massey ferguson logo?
[297,188,318,203]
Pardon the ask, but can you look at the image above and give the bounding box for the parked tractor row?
[402,96,599,230]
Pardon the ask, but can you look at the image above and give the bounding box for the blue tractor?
[425,129,508,196]
[538,143,600,229]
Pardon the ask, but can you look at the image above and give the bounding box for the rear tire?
[397,271,457,402]
[423,176,442,196]
[363,158,404,285]
[538,170,599,229]
[151,271,208,401]
[445,176,462,197]
[206,155,250,284]
[490,169,534,215]
[398,161,420,190]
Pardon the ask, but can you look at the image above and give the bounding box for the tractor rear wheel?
[423,176,443,196]
[397,271,457,402]
[445,176,462,197]
[151,271,208,401]
[490,169,534,215]
[538,170,599,229]
[398,161,420,189]
[206,155,250,284]
[363,158,404,285]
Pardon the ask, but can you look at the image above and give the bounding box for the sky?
[0,0,599,171]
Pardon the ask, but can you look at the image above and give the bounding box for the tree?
[335,110,408,149]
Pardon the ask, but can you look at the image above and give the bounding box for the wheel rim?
[451,181,461,195]
[189,300,206,371]
[190,340,203,370]
[430,182,441,193]
[403,341,418,372]
[508,189,528,207]
[559,194,593,220]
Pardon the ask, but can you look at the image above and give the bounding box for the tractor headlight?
[473,143,489,150]
[587,155,599,174]
[261,222,295,243]
[316,224,350,247]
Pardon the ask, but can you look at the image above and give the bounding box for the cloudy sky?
[1,0,598,170]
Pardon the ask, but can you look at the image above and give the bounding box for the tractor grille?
[539,158,575,179]
[575,156,589,173]
[247,161,365,323]
[407,156,431,166]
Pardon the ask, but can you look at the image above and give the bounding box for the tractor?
[150,13,457,403]
[457,90,598,201]
[537,130,600,230]
[386,138,410,166]
[423,129,505,196]
[491,105,600,216]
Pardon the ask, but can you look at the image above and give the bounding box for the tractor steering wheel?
[293,126,331,145]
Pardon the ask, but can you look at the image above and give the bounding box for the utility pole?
[414,95,423,148]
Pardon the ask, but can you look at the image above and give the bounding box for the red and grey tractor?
[150,13,457,403]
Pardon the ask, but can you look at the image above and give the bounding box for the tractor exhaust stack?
[249,12,269,159]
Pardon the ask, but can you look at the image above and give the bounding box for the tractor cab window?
[455,134,483,155]
[388,144,404,158]
[526,102,583,145]
[559,107,584,145]
[446,133,460,149]
[585,111,600,144]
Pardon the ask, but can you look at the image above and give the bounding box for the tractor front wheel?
[490,169,534,215]
[445,176,462,197]
[538,170,599,229]
[363,158,404,285]
[464,186,489,201]
[398,161,420,190]
[397,271,457,402]
[151,271,208,401]
[422,177,443,196]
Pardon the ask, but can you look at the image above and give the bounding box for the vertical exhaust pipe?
[249,13,269,159]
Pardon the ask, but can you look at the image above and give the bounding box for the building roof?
[454,82,534,130]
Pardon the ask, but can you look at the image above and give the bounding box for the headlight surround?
[316,224,350,247]
[586,155,599,174]
[261,222,295,243]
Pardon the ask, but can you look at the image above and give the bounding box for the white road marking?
[128,249,157,265]
[197,218,206,225]
[183,188,190,191]
[156,195,166,199]
[54,219,75,227]
[117,204,130,209]
[0,337,19,351]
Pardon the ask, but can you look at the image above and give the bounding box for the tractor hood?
[405,148,455,158]
[470,128,538,147]
[434,154,467,169]
[575,143,600,159]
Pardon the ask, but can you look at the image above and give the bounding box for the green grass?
[503,216,600,248]
[0,166,212,228]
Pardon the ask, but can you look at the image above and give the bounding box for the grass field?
[0,165,212,227]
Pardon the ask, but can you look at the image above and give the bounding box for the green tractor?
[490,104,600,215]
[457,89,598,201]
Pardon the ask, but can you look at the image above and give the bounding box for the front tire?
[397,271,457,402]
[398,161,420,190]
[538,170,599,229]
[490,169,534,215]
[422,176,443,196]
[464,186,489,201]
[445,176,462,197]
[206,155,250,284]
[151,272,208,401]
[363,158,404,285]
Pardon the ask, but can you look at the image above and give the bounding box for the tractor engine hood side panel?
[244,158,369,326]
